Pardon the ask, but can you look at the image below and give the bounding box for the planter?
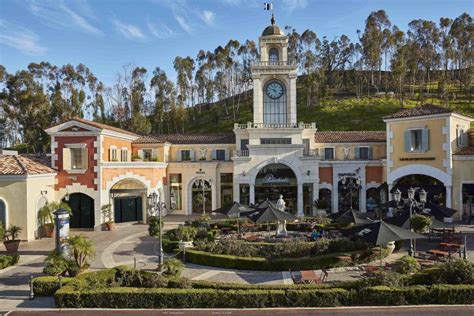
[105,222,116,231]
[42,223,55,238]
[178,241,194,251]
[4,240,20,253]
[386,241,396,255]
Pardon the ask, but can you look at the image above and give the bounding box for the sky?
[0,0,472,85]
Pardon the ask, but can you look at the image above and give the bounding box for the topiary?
[148,216,162,237]
[410,214,432,233]
[43,251,69,276]
[395,255,421,274]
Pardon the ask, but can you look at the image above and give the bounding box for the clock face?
[266,82,284,99]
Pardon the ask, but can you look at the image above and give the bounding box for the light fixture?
[408,187,415,200]
[64,191,70,202]
[393,188,401,203]
[419,189,427,203]
[40,190,48,195]
[307,170,310,176]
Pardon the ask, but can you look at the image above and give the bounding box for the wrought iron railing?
[234,122,316,129]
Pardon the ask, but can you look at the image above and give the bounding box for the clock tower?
[251,15,298,125]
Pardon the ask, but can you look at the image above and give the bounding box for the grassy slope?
[185,85,473,133]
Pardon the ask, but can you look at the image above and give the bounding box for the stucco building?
[1,19,473,239]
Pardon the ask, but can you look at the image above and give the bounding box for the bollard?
[134,257,137,269]
[29,275,34,300]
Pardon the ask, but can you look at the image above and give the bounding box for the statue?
[276,195,288,236]
[343,147,350,160]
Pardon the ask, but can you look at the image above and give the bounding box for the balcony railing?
[303,149,319,157]
[251,61,297,67]
[236,150,249,157]
[234,122,316,130]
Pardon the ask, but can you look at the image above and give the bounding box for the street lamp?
[394,187,427,257]
[340,176,361,211]
[147,191,168,271]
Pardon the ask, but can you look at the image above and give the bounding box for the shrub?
[176,225,197,241]
[395,255,421,274]
[286,288,349,307]
[162,258,184,278]
[148,216,162,237]
[167,277,192,289]
[162,236,179,253]
[114,267,167,288]
[437,259,474,284]
[410,214,432,233]
[43,251,69,276]
[66,235,95,272]
[33,276,73,296]
[0,254,19,269]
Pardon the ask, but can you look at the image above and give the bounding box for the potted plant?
[101,204,115,231]
[3,225,22,253]
[65,235,95,276]
[37,201,72,238]
[176,225,197,250]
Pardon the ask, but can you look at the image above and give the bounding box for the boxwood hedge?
[33,276,73,297]
[184,248,343,271]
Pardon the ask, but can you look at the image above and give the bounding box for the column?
[446,185,452,208]
[359,185,367,213]
[312,182,319,216]
[233,184,240,204]
[297,183,304,216]
[332,186,338,213]
[141,193,148,224]
[211,183,217,212]
[249,184,255,205]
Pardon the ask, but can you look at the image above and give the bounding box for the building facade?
[2,19,473,240]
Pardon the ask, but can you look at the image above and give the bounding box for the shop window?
[239,184,250,205]
[170,174,182,210]
[220,173,233,207]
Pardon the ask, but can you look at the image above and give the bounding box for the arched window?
[269,48,279,64]
[263,80,287,124]
[0,199,6,227]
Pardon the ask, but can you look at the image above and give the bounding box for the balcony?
[234,122,316,130]
[236,150,249,157]
[251,60,297,67]
[303,149,319,157]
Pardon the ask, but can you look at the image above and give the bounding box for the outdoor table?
[427,249,450,258]
[439,242,462,251]
[299,270,321,284]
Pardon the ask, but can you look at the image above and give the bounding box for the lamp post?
[340,176,361,211]
[394,187,427,257]
[147,191,168,271]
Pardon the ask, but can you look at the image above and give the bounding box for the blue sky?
[0,0,472,85]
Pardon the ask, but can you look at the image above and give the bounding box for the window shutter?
[62,148,71,170]
[211,149,217,160]
[108,148,112,161]
[138,149,144,159]
[355,147,360,160]
[224,149,229,160]
[404,130,411,152]
[315,148,319,157]
[151,149,157,160]
[81,148,88,169]
[368,147,373,160]
[190,149,195,161]
[421,128,429,151]
[177,150,182,162]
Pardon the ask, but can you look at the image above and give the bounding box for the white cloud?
[200,10,215,26]
[175,15,193,34]
[0,19,47,55]
[28,0,102,35]
[147,19,176,39]
[282,0,308,12]
[113,19,146,40]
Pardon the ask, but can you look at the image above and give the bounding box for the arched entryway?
[318,188,332,213]
[255,163,297,214]
[110,179,147,223]
[392,174,446,206]
[191,179,212,214]
[338,177,360,212]
[66,193,94,229]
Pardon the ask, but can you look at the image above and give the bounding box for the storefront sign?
[262,174,290,185]
[400,157,435,161]
[338,173,357,177]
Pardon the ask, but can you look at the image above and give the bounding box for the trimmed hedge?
[184,248,344,271]
[190,280,331,290]
[54,285,474,308]
[0,254,19,269]
[162,237,179,253]
[33,276,73,297]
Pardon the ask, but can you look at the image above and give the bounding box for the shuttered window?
[404,128,429,152]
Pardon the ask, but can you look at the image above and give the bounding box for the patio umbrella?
[254,198,276,209]
[246,203,297,234]
[333,209,374,225]
[213,201,254,217]
[384,211,451,229]
[421,202,457,222]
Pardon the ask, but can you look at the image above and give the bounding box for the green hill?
[185,84,473,133]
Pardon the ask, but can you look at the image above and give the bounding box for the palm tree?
[66,235,95,270]
[162,258,184,278]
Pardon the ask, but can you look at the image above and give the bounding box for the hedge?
[54,285,474,308]
[190,280,330,290]
[184,248,344,271]
[162,237,179,253]
[33,276,73,296]
[0,254,19,270]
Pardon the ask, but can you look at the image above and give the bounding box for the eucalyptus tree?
[150,67,175,134]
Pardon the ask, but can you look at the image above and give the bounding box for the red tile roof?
[0,155,56,175]
[314,131,386,143]
[134,133,236,144]
[383,104,456,120]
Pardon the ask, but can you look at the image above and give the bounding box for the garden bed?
[0,254,19,270]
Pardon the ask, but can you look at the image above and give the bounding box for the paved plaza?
[1,215,473,310]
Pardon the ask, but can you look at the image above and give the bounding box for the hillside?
[185,82,474,133]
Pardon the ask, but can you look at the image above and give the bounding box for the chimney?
[0,150,18,156]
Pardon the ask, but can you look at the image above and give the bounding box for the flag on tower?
[264,2,273,11]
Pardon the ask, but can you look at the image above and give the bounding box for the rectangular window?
[457,128,466,147]
[181,150,191,161]
[215,149,226,160]
[70,148,83,169]
[143,149,152,161]
[324,147,334,160]
[260,138,291,145]
[121,149,128,162]
[110,148,118,161]
[404,128,429,152]
[169,174,182,210]
[220,173,233,208]
[411,129,423,151]
[359,147,369,160]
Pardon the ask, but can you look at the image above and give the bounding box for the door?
[114,196,143,223]
[67,193,94,229]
